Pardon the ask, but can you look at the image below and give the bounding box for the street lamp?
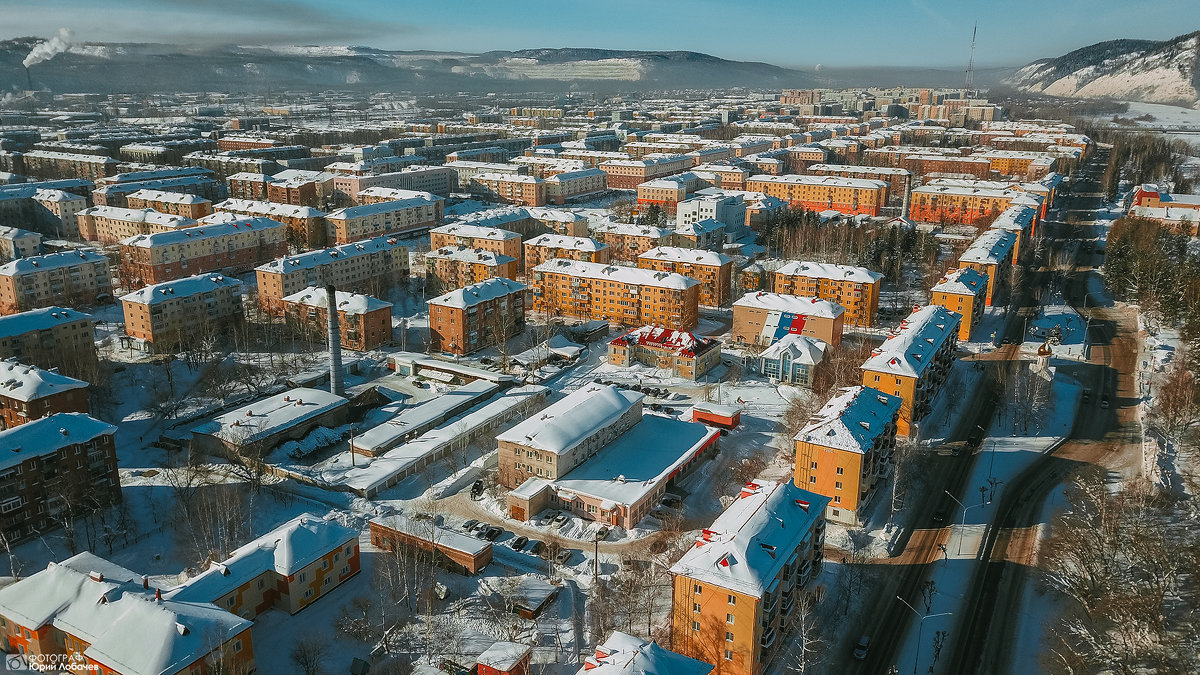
[896,595,952,674]
[944,489,982,556]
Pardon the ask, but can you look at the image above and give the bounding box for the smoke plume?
[23,28,74,68]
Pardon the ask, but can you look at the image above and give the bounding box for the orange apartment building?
[282,287,394,351]
[785,146,828,173]
[0,358,88,429]
[595,221,674,261]
[427,277,526,355]
[860,304,961,436]
[973,150,1061,180]
[637,177,690,214]
[924,177,1058,221]
[598,155,694,189]
[805,164,911,206]
[471,173,548,206]
[0,250,111,316]
[325,196,442,243]
[213,198,328,249]
[638,246,733,307]
[165,513,360,618]
[959,228,1018,306]
[731,292,845,347]
[119,216,288,286]
[691,163,750,190]
[771,261,883,327]
[670,479,829,675]
[523,234,611,271]
[124,189,213,219]
[0,307,97,379]
[908,185,1040,226]
[76,206,196,244]
[0,552,255,675]
[226,171,274,201]
[793,385,901,525]
[425,246,519,295]
[930,267,988,341]
[530,258,700,331]
[0,413,119,542]
[745,174,887,216]
[899,154,993,179]
[429,223,523,263]
[120,274,243,352]
[255,236,410,313]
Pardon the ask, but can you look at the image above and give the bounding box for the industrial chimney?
[326,284,344,397]
[23,66,32,92]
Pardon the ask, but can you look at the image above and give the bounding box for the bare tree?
[289,635,328,675]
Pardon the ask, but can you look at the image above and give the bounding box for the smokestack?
[23,66,32,92]
[326,284,344,397]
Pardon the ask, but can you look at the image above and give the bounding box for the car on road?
[461,519,479,531]
[1082,389,1092,404]
[1001,336,1014,345]
[527,540,545,557]
[555,549,573,565]
[853,635,870,661]
[509,535,528,550]
[1100,394,1111,409]
[931,507,948,524]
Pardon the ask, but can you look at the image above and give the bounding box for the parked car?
[853,635,870,660]
[660,495,682,508]
[555,549,573,565]
[461,519,479,531]
[537,512,557,527]
[1081,389,1092,404]
[1100,394,1111,409]
[527,540,545,557]
[551,512,568,525]
[510,535,529,550]
[480,357,494,365]
[662,407,675,414]
[648,403,663,412]
[470,480,484,499]
[483,526,503,541]
[472,521,489,533]
[595,526,610,541]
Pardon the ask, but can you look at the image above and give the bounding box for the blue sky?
[4,0,1199,68]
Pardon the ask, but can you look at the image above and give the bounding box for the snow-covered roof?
[747,174,888,189]
[352,380,499,456]
[214,198,326,219]
[545,168,606,182]
[122,216,284,248]
[0,226,40,241]
[595,221,674,239]
[860,305,960,379]
[807,163,911,176]
[257,236,407,274]
[497,384,642,456]
[0,553,250,675]
[990,205,1038,233]
[0,306,96,338]
[225,172,273,182]
[368,514,490,557]
[168,513,357,604]
[674,218,724,236]
[533,259,698,291]
[773,260,883,284]
[426,245,517,266]
[1129,205,1200,222]
[126,189,209,205]
[282,286,391,315]
[32,188,85,203]
[76,205,195,226]
[430,222,522,241]
[669,479,829,597]
[924,177,1051,195]
[357,187,440,202]
[0,249,108,277]
[931,267,988,297]
[733,292,844,318]
[0,358,88,402]
[757,333,828,365]
[578,631,713,674]
[796,385,901,451]
[192,388,348,446]
[477,641,532,671]
[428,277,526,310]
[610,325,717,359]
[525,233,607,253]
[524,206,587,223]
[326,196,437,221]
[0,413,115,471]
[121,273,240,305]
[959,229,1018,266]
[638,246,731,267]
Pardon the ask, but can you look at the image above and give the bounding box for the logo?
[4,653,100,672]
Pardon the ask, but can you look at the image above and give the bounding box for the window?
[234,640,242,653]
[809,461,817,469]
[726,631,735,642]
[833,496,841,504]
[257,579,265,590]
[727,595,736,606]
[836,467,844,475]
[324,577,332,586]
[227,597,234,607]
[808,476,816,484]
[303,589,313,599]
[693,602,701,613]
[692,621,700,632]
[341,566,350,576]
[835,482,842,490]
[726,613,735,624]
[725,650,733,661]
[693,584,702,594]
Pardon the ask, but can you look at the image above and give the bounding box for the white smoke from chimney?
[23,28,74,69]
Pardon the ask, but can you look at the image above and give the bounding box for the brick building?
[0,250,111,316]
[124,189,213,219]
[731,292,845,347]
[120,274,244,352]
[282,287,394,351]
[638,246,733,307]
[745,174,887,216]
[429,223,523,263]
[544,168,608,204]
[608,325,721,380]
[425,245,519,295]
[0,307,97,378]
[598,155,694,190]
[524,234,611,271]
[427,277,526,356]
[255,236,409,313]
[325,196,442,243]
[0,358,88,429]
[860,304,960,436]
[805,164,911,206]
[771,261,883,327]
[76,206,196,244]
[594,221,674,261]
[471,173,547,206]
[119,216,288,286]
[212,198,328,249]
[530,258,700,331]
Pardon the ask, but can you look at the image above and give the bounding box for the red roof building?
[608,325,721,380]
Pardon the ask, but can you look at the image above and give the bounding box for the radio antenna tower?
[965,22,977,92]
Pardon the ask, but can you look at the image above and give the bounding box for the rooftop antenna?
[966,22,977,93]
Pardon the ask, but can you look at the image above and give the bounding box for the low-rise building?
[860,304,960,436]
[213,198,328,249]
[669,479,829,675]
[530,258,700,331]
[579,632,714,675]
[638,246,733,307]
[731,292,844,347]
[0,358,89,429]
[748,333,828,386]
[908,184,1040,226]
[471,173,547,206]
[0,250,111,315]
[930,267,988,341]
[369,514,492,576]
[599,155,694,189]
[191,387,350,457]
[427,278,527,355]
[677,193,748,230]
[120,273,243,352]
[673,218,726,251]
[125,189,213,219]
[771,261,883,328]
[119,216,288,286]
[594,221,674,261]
[0,307,96,378]
[524,234,610,270]
[282,286,393,351]
[76,205,196,244]
[0,226,41,262]
[545,167,607,204]
[425,245,519,294]
[793,386,900,524]
[255,236,409,313]
[608,325,721,380]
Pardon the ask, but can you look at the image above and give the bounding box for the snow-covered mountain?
[1006,31,1200,107]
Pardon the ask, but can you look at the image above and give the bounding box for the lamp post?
[944,490,982,556]
[896,595,952,674]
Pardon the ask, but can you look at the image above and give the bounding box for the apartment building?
[925,176,1059,220]
[594,221,674,261]
[677,194,748,229]
[973,150,1061,179]
[771,261,883,327]
[545,167,608,204]
[637,177,690,215]
[860,304,961,436]
[0,307,96,378]
[124,189,213,219]
[608,325,721,380]
[21,150,118,181]
[427,277,527,355]
[330,166,458,202]
[120,274,243,352]
[358,186,445,219]
[471,173,547,206]
[429,223,523,263]
[0,412,119,542]
[165,513,360,617]
[212,198,328,249]
[425,245,519,295]
[670,479,829,675]
[325,196,442,244]
[530,258,700,331]
[0,250,111,316]
[958,229,1018,306]
[908,185,1042,226]
[0,358,88,430]
[899,154,993,180]
[731,292,845,347]
[0,227,41,262]
[255,236,410,312]
[690,163,751,190]
[76,206,196,244]
[119,216,288,286]
[524,234,611,270]
[227,171,274,200]
[930,267,988,341]
[793,385,901,525]
[805,164,911,206]
[32,189,87,237]
[282,286,393,351]
[598,155,694,189]
[745,174,887,216]
[638,246,733,307]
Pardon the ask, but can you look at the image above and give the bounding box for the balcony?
[760,626,777,650]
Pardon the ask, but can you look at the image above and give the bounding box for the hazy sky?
[4,0,1199,68]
